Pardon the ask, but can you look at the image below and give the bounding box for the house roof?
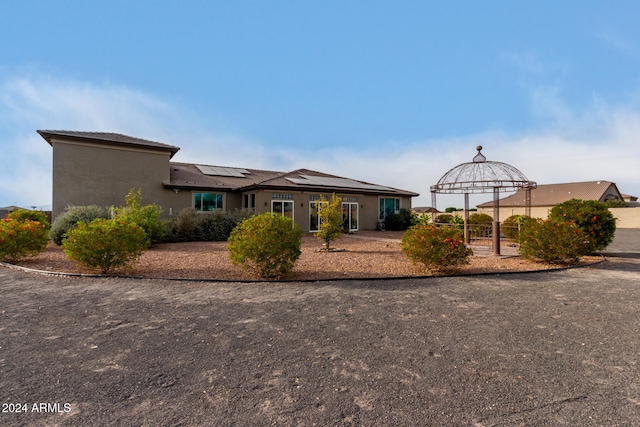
[166,163,419,196]
[412,206,439,213]
[37,130,181,159]
[38,130,418,197]
[477,180,623,208]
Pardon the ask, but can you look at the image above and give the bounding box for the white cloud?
[1,71,639,211]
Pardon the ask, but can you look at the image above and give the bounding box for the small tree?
[315,194,343,251]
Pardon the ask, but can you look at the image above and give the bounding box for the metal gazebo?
[430,146,537,255]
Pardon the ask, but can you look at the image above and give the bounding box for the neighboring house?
[477,180,624,219]
[39,130,418,232]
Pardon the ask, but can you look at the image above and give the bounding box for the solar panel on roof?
[195,165,250,177]
[286,175,392,191]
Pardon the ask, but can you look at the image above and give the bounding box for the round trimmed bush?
[62,218,148,273]
[227,213,302,279]
[517,219,589,264]
[0,218,49,262]
[8,209,50,231]
[401,224,473,272]
[548,199,617,253]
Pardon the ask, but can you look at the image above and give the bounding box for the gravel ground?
[1,256,639,426]
[1,231,637,426]
[10,231,598,281]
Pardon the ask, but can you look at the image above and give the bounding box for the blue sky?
[2,1,640,210]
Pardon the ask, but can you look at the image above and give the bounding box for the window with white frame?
[194,192,223,211]
[272,200,294,219]
[342,202,358,231]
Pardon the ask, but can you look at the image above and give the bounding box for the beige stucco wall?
[50,137,415,230]
[477,205,640,228]
[230,190,412,232]
[51,138,174,219]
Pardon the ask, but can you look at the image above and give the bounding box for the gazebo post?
[464,192,470,244]
[492,186,500,256]
[430,190,437,222]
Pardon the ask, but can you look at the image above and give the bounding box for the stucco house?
[39,130,418,232]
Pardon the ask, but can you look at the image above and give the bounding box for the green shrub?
[517,219,590,264]
[164,208,253,242]
[0,218,49,262]
[435,214,453,224]
[384,208,415,231]
[113,188,165,245]
[502,215,530,240]
[62,218,148,273]
[467,212,493,238]
[548,199,617,253]
[227,213,302,279]
[8,209,50,231]
[604,199,626,208]
[401,224,473,273]
[50,205,110,245]
[165,208,200,242]
[468,212,493,224]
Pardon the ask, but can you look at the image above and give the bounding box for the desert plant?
[502,214,530,240]
[468,212,493,224]
[113,188,165,245]
[62,218,148,273]
[384,208,415,231]
[401,224,473,273]
[548,198,617,253]
[315,194,343,250]
[517,218,590,264]
[435,214,453,224]
[604,199,626,208]
[50,205,111,245]
[227,212,302,279]
[8,209,50,231]
[0,218,49,262]
[164,208,253,242]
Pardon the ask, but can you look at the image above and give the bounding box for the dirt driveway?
[1,255,640,425]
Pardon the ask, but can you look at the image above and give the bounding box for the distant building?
[476,180,633,221]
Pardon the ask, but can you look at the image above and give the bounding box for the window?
[379,197,400,220]
[194,192,223,211]
[342,202,358,231]
[272,200,294,219]
[309,201,326,232]
[243,193,256,211]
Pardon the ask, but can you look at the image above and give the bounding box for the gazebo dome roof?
[431,146,536,194]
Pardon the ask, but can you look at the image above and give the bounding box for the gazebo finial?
[473,145,486,163]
